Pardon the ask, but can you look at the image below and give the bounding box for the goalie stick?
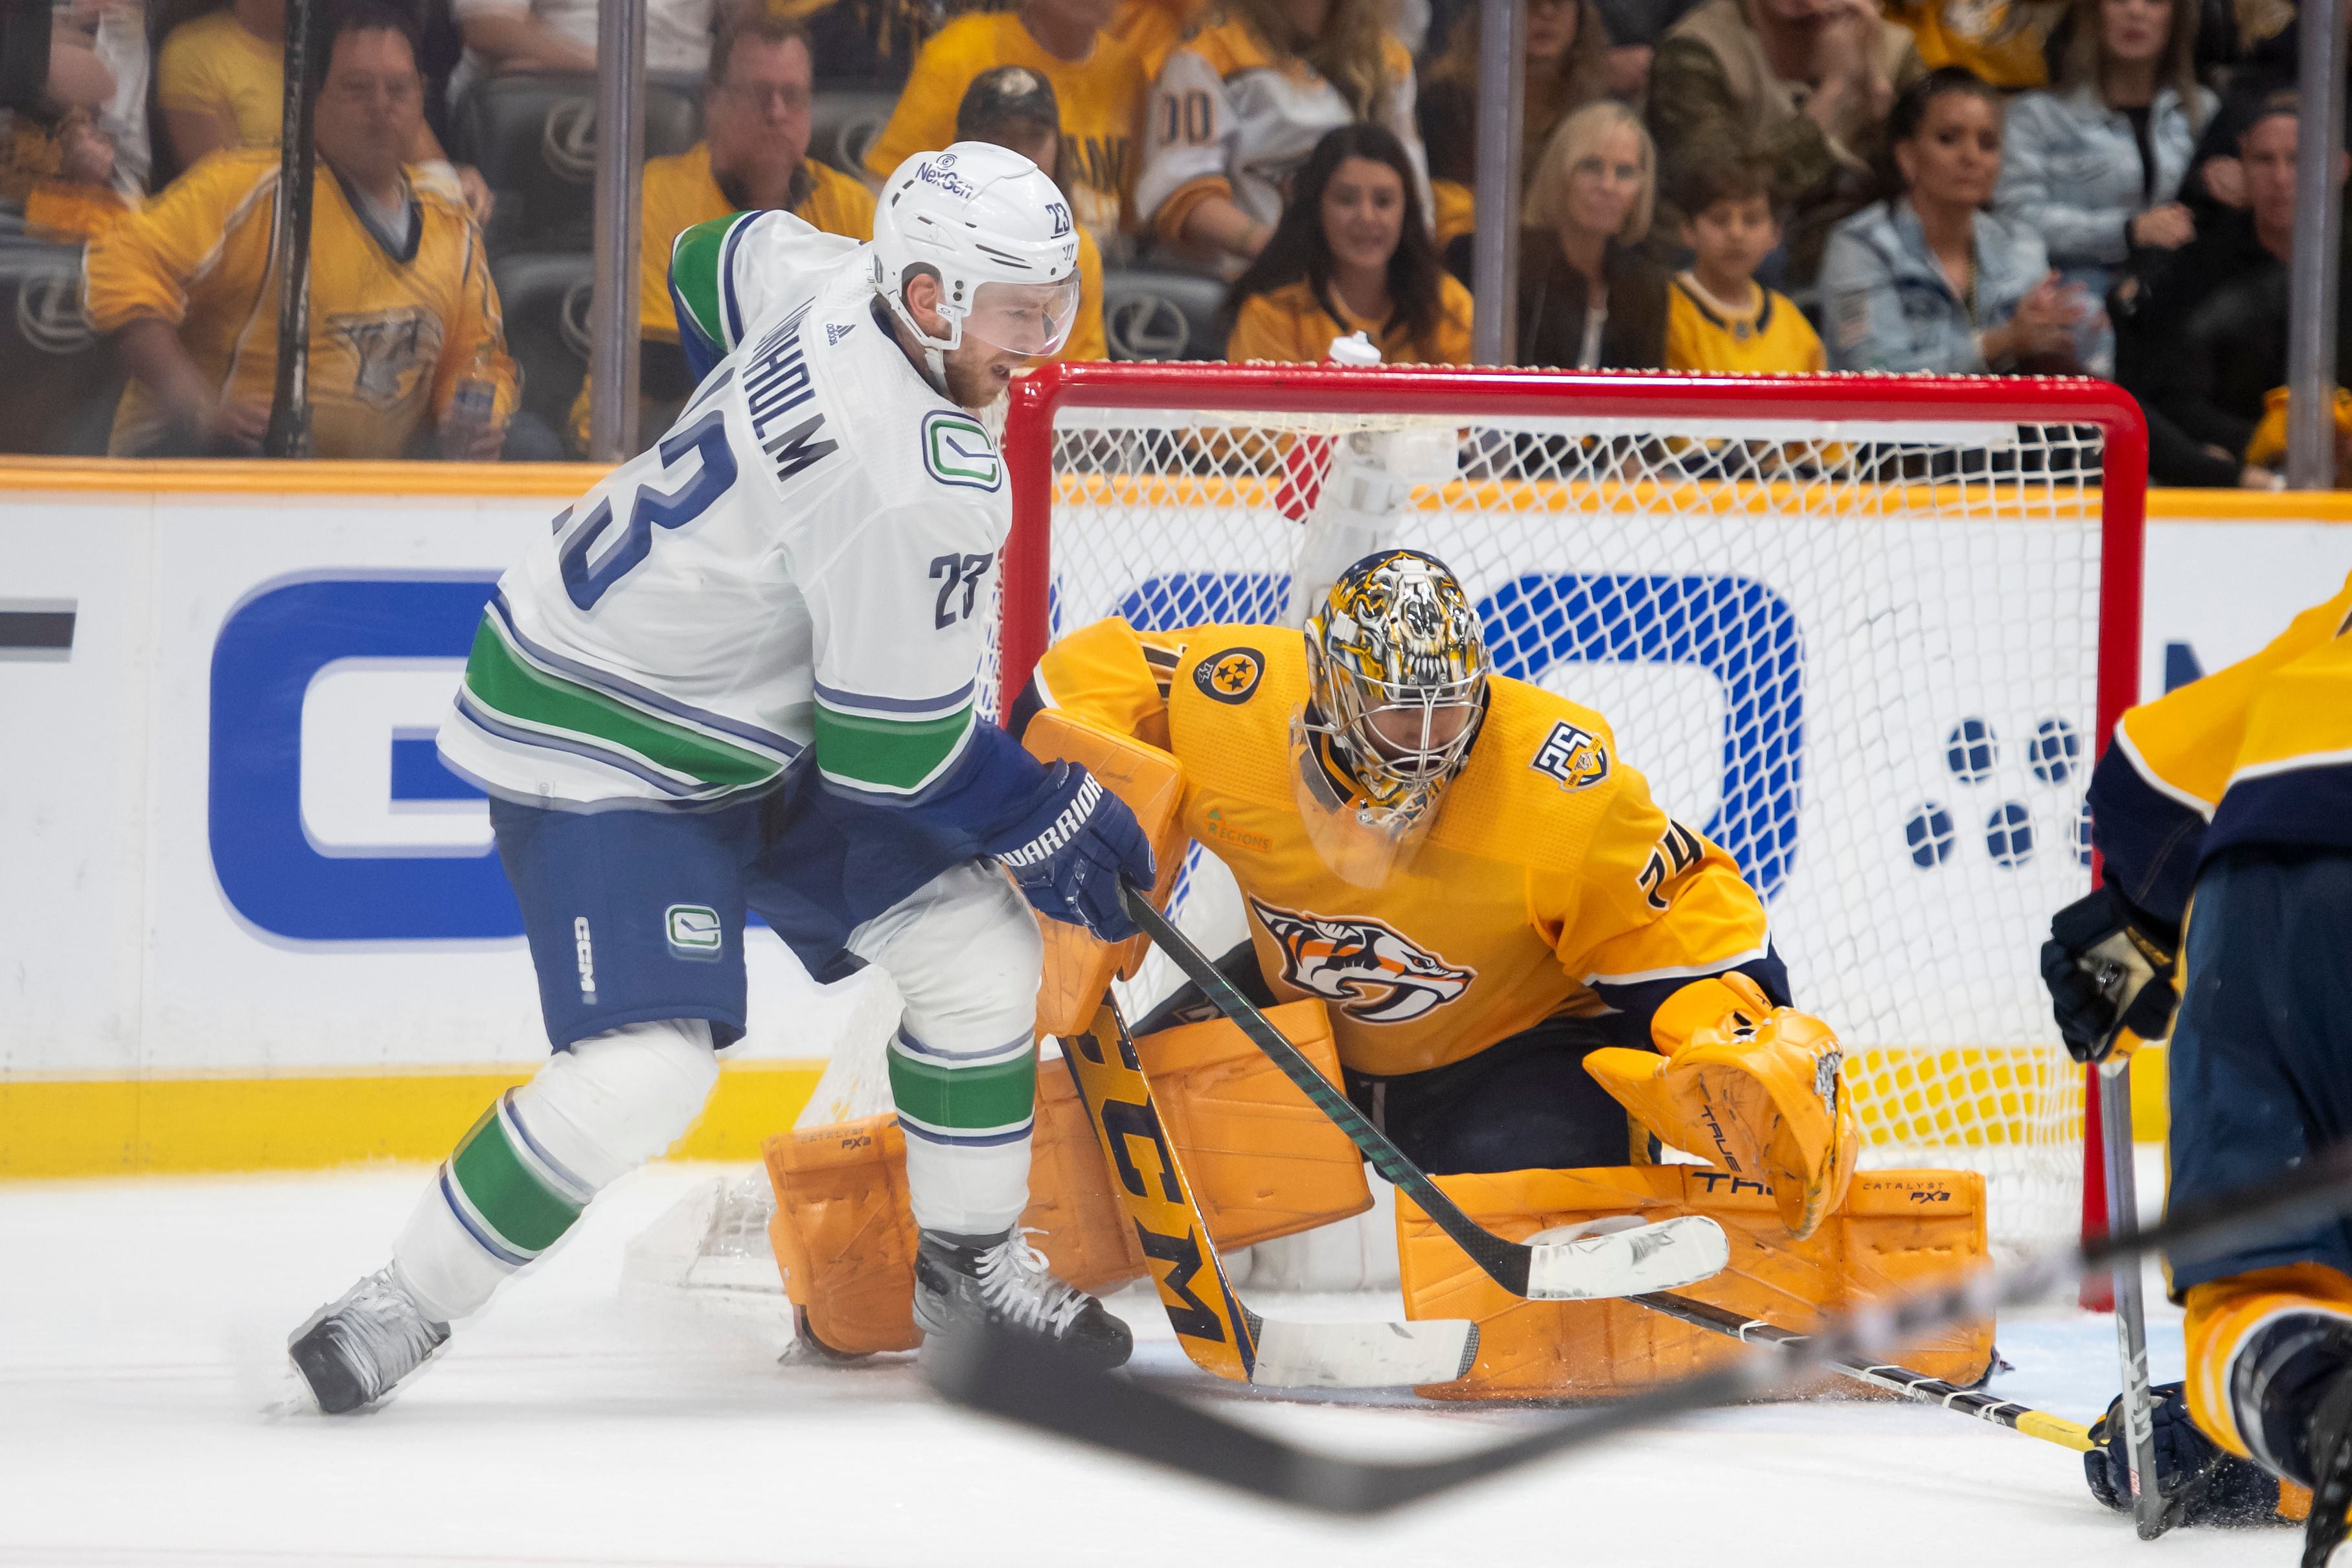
[1113,881,1731,1303]
[1058,999,1478,1388]
[928,1135,2352,1514]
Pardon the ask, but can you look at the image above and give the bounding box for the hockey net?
[992,364,2145,1264]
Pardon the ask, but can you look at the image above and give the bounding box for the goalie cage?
[987,363,2147,1271]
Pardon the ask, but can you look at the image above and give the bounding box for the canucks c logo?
[1194,646,1262,704]
[1531,720,1610,791]
[1248,898,1474,1024]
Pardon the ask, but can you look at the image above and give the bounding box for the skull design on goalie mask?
[1302,550,1491,829]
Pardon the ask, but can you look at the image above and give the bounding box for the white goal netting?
[1003,388,2110,1260]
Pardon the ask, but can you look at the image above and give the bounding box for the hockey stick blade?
[1118,880,1727,1302]
[928,1137,2352,1513]
[1061,1001,1478,1388]
[923,1315,1760,1514]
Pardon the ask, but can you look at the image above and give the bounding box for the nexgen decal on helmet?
[1303,549,1490,823]
[871,142,1084,365]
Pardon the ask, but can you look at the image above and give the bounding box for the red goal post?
[996,361,2147,1281]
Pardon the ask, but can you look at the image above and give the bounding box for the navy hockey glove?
[987,762,1154,944]
[2040,885,2180,1063]
[2086,1381,2296,1528]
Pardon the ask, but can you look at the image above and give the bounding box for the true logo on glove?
[1194,648,1263,705]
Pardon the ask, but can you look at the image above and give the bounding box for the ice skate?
[287,1265,451,1414]
[913,1227,1132,1370]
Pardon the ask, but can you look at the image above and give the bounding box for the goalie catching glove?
[2040,885,2180,1063]
[1583,973,1857,1240]
[987,761,1155,944]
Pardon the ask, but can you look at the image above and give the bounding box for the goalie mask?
[1294,551,1490,885]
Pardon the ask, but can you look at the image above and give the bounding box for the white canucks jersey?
[438,212,1010,810]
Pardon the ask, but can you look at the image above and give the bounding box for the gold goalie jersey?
[85,148,517,459]
[1023,617,1781,1078]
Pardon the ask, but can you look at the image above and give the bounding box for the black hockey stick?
[928,1137,2352,1514]
[1112,880,1723,1302]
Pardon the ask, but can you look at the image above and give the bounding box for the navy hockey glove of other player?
[987,761,1154,944]
[2086,1381,2300,1528]
[2040,884,2180,1063]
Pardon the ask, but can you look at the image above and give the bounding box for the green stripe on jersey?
[463,616,780,790]
[812,703,974,793]
[888,1047,1036,1133]
[669,214,747,354]
[449,1105,583,1255]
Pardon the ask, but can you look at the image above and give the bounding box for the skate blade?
[1520,1215,1730,1300]
[260,1354,324,1418]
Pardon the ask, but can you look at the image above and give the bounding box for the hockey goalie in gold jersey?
[1014,549,1856,1240]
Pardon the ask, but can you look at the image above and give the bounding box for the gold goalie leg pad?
[765,999,1370,1349]
[1022,709,1191,1035]
[1395,1165,1991,1401]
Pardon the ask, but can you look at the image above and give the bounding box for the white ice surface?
[0,1158,2288,1568]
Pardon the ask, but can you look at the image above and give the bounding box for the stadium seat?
[0,236,122,455]
[492,252,595,442]
[810,90,895,179]
[450,74,706,256]
[1100,267,1227,361]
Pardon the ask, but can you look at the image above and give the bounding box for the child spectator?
[1512,100,1668,367]
[1994,0,2210,374]
[1649,0,1918,288]
[565,14,874,452]
[1136,0,1429,271]
[158,0,492,220]
[1417,0,1613,258]
[1222,120,1471,363]
[1818,67,2083,373]
[952,64,1108,361]
[89,4,518,459]
[863,0,1145,259]
[1664,154,1824,371]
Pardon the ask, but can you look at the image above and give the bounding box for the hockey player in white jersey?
[286,142,1154,1413]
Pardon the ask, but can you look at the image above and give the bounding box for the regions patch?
[665,903,722,961]
[922,409,1001,492]
[1194,647,1263,705]
[1530,719,1610,791]
[1248,898,1474,1025]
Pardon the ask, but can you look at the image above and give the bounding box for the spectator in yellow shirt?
[1223,121,1471,363]
[1662,154,1825,372]
[952,65,1108,361]
[863,0,1146,259]
[567,13,876,450]
[89,5,518,459]
[157,0,494,221]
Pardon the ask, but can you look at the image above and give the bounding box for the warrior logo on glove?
[1250,898,1475,1024]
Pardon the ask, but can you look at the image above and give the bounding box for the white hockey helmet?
[871,142,1084,362]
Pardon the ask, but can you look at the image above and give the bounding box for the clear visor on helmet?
[957,274,1083,358]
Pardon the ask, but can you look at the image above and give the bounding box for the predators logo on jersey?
[1531,720,1610,792]
[1249,898,1475,1024]
[330,308,442,407]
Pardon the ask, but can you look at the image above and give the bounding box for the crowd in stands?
[0,0,2334,483]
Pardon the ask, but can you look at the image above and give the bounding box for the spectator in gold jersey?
[567,12,876,451]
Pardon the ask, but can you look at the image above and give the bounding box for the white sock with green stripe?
[394,1019,720,1323]
[888,1025,1036,1236]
